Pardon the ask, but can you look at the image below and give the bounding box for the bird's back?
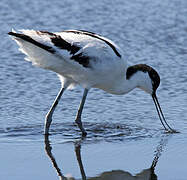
[9,29,127,89]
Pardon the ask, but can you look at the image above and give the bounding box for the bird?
[8,29,176,136]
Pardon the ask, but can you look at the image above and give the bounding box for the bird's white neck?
[111,73,140,95]
[99,70,151,95]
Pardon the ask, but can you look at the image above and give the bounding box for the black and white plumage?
[8,29,176,136]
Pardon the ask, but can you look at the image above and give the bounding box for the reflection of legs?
[75,89,89,136]
[75,143,86,180]
[45,87,66,135]
[44,135,65,179]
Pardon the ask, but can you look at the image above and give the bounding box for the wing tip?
[8,32,24,41]
[8,28,18,35]
[8,31,15,36]
[8,29,55,54]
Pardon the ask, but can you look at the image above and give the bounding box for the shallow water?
[0,0,187,179]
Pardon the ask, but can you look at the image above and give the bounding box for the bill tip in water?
[165,129,180,134]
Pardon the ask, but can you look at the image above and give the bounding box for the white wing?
[9,29,124,66]
[9,29,127,88]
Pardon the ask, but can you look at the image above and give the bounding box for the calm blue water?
[0,0,187,179]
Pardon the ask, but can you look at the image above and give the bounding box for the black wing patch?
[70,53,90,68]
[49,34,90,68]
[8,32,55,53]
[63,30,122,58]
[9,31,91,68]
[50,35,80,55]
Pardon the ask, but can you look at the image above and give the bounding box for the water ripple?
[0,122,161,143]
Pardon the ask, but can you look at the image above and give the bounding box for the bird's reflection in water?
[44,136,66,180]
[44,134,171,180]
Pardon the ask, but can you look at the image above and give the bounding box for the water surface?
[0,0,187,179]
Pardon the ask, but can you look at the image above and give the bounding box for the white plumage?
[12,30,125,92]
[8,29,175,135]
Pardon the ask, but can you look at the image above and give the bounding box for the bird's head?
[126,64,160,95]
[126,64,176,133]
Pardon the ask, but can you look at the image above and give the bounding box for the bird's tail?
[8,31,55,54]
[8,29,62,70]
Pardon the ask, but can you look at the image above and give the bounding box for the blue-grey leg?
[75,88,89,136]
[45,87,66,135]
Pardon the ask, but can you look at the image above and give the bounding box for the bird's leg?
[44,87,66,135]
[75,89,89,136]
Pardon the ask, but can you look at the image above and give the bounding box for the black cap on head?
[148,68,160,94]
[126,64,160,94]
